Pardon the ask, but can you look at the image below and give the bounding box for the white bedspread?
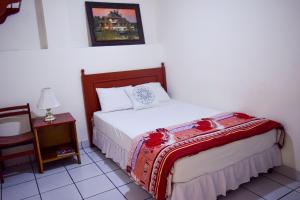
[93,100,277,183]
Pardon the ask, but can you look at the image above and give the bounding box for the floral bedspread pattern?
[127,112,284,200]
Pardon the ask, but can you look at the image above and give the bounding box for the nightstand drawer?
[37,124,73,148]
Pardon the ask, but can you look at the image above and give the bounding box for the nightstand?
[33,113,81,173]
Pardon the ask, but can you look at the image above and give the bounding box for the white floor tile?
[280,191,300,200]
[65,154,93,170]
[243,176,292,200]
[84,147,99,153]
[218,188,263,200]
[41,184,82,200]
[23,195,41,200]
[106,169,132,187]
[37,171,73,193]
[2,165,35,188]
[76,175,115,198]
[87,151,106,162]
[296,187,300,192]
[79,148,87,155]
[2,180,39,200]
[68,163,103,182]
[86,188,126,200]
[96,159,119,173]
[119,182,151,200]
[81,141,90,149]
[274,166,300,181]
[34,162,66,179]
[264,172,300,189]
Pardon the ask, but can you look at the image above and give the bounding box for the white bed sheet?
[93,100,277,183]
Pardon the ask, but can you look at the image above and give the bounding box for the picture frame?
[85,2,145,46]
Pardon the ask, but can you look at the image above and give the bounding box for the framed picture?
[85,2,145,46]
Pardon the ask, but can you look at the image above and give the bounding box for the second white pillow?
[125,85,159,110]
[143,82,170,102]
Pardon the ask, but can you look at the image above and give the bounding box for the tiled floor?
[1,146,300,200]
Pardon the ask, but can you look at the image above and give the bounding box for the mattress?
[93,100,277,183]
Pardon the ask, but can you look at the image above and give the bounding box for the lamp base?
[44,108,56,122]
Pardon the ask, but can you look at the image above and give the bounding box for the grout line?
[241,177,267,200]
[82,147,97,154]
[65,161,91,171]
[87,148,129,200]
[242,187,267,200]
[84,187,117,199]
[36,170,67,181]
[263,173,298,190]
[80,141,83,149]
[85,153,107,163]
[63,154,89,170]
[83,149,107,162]
[39,182,74,195]
[273,170,300,183]
[64,166,84,200]
[29,157,42,200]
[104,168,132,187]
[64,161,93,170]
[269,169,300,181]
[21,194,41,200]
[1,178,36,189]
[34,170,66,180]
[278,190,295,200]
[100,167,124,175]
[67,162,94,172]
[70,173,104,184]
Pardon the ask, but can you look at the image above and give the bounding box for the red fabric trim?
[155,120,281,200]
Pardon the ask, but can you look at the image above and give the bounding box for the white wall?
[0,0,163,143]
[0,0,41,51]
[159,0,300,170]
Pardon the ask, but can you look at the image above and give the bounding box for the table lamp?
[37,87,60,122]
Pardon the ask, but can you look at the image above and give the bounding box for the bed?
[81,63,282,200]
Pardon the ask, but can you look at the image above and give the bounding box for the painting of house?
[98,10,136,33]
[86,2,145,46]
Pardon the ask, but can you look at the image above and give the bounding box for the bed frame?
[81,63,167,145]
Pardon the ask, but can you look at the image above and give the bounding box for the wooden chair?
[0,103,36,183]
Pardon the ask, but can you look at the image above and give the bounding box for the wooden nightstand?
[33,113,81,173]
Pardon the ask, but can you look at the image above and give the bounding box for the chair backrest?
[0,104,33,132]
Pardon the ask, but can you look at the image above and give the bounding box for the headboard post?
[81,64,167,146]
[161,62,167,91]
[81,69,95,146]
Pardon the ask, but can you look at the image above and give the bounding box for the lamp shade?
[37,87,60,110]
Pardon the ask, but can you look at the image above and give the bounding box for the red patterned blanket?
[127,112,284,200]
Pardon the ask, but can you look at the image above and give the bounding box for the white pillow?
[96,86,133,112]
[143,82,170,102]
[125,85,159,110]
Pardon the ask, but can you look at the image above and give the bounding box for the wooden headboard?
[81,63,167,146]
